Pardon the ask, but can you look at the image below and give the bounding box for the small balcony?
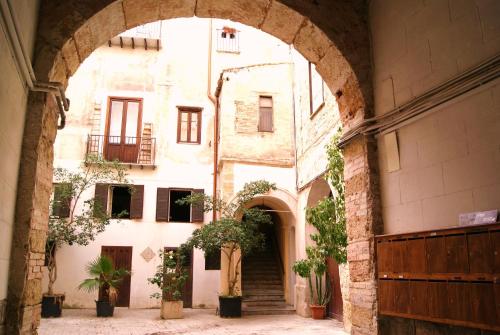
[86,135,156,167]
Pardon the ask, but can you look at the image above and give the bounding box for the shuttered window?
[258,96,273,132]
[129,185,144,219]
[94,183,109,217]
[94,184,144,219]
[52,183,72,218]
[156,188,170,221]
[155,188,204,223]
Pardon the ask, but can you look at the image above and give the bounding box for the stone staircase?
[242,240,295,315]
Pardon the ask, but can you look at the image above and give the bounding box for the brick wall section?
[343,135,382,335]
[5,93,57,334]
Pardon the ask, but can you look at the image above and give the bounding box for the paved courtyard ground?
[39,308,347,335]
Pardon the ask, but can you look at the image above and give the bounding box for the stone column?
[343,135,382,335]
[5,92,58,335]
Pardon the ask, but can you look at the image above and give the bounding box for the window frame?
[258,95,274,132]
[308,62,325,118]
[176,106,202,144]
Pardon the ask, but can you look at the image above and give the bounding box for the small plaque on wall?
[459,210,498,226]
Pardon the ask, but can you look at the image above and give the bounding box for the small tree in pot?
[148,248,189,319]
[180,180,276,317]
[43,155,128,317]
[78,255,131,317]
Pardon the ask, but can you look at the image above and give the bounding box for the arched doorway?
[306,178,347,323]
[6,2,381,334]
[242,205,293,315]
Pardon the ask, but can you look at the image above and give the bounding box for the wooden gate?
[327,257,343,321]
[165,247,193,308]
[100,246,133,307]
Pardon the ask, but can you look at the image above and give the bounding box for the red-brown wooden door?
[327,257,343,321]
[105,97,142,163]
[100,246,133,307]
[165,247,193,308]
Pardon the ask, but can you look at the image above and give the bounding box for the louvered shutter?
[156,188,170,221]
[191,189,204,223]
[258,96,273,132]
[94,183,109,216]
[129,185,144,219]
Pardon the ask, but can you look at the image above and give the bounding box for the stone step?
[243,278,282,284]
[243,293,285,301]
[243,284,283,290]
[243,300,287,307]
[242,306,296,316]
[244,289,284,296]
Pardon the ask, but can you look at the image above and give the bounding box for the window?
[216,27,240,53]
[308,62,325,115]
[156,188,204,222]
[52,183,72,218]
[258,96,273,132]
[111,186,131,218]
[177,107,202,144]
[94,184,144,219]
[205,250,221,270]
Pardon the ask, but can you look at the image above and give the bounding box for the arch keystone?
[195,0,270,29]
[293,19,333,64]
[159,0,196,20]
[124,0,160,29]
[260,1,305,44]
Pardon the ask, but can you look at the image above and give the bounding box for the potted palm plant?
[78,255,130,317]
[179,180,276,317]
[148,248,189,319]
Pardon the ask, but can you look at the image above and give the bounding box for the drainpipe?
[207,19,219,222]
[0,0,69,129]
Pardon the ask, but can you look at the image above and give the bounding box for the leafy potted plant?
[148,248,189,319]
[293,130,347,319]
[43,155,128,317]
[180,180,276,317]
[78,255,131,317]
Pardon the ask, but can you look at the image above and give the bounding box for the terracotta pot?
[161,300,183,319]
[310,304,326,320]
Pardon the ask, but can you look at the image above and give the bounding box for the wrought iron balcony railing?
[86,135,156,166]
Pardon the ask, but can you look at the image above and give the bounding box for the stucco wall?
[0,0,39,328]
[218,63,295,166]
[371,0,500,234]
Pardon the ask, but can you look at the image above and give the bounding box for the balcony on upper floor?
[108,21,162,50]
[86,134,156,168]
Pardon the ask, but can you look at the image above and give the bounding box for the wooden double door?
[105,97,142,163]
[100,246,133,307]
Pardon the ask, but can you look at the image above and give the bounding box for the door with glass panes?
[105,97,142,163]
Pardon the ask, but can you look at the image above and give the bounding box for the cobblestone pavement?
[39,308,347,335]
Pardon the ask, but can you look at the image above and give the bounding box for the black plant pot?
[41,294,65,318]
[219,296,242,318]
[95,300,115,317]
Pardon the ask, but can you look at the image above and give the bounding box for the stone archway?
[7,1,381,334]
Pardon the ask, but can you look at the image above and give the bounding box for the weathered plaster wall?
[371,0,500,234]
[218,63,295,167]
[0,1,39,332]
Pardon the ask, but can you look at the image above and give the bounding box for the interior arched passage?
[6,2,381,334]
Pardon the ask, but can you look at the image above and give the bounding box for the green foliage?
[181,180,277,297]
[78,255,130,305]
[148,249,189,301]
[46,154,129,295]
[292,128,347,307]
